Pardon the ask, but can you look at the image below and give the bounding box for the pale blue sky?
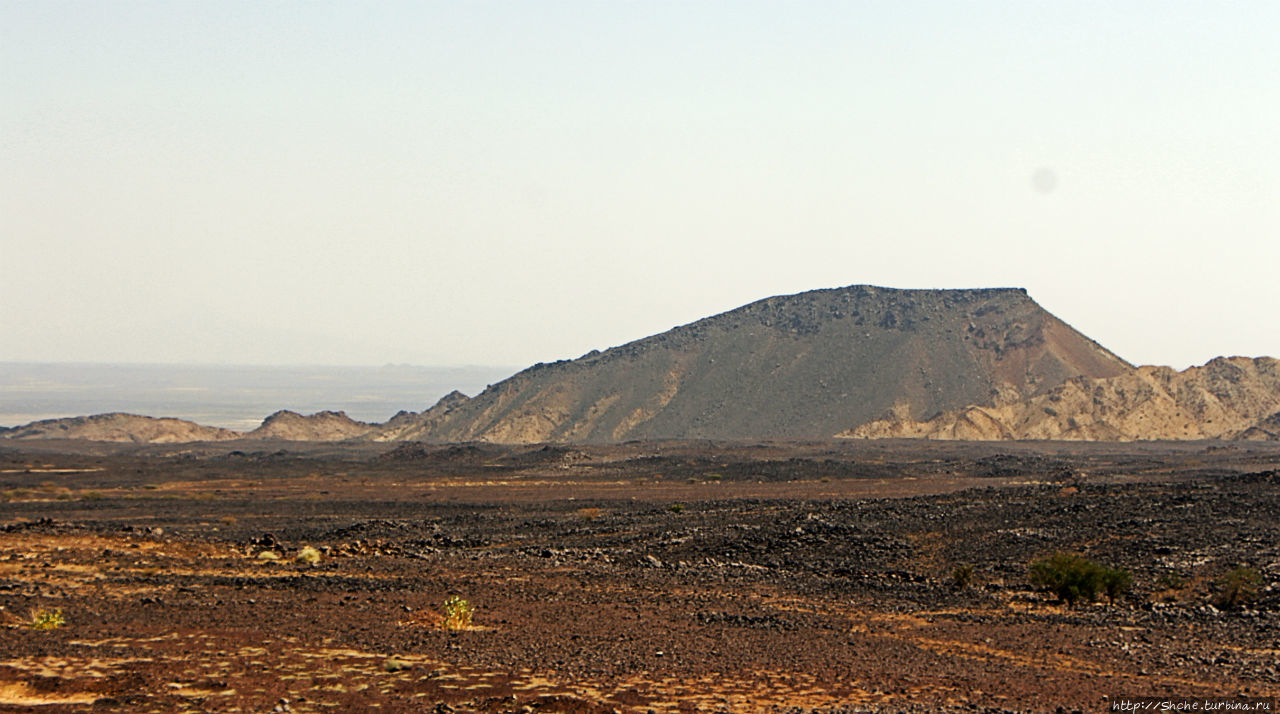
[2,1,1277,369]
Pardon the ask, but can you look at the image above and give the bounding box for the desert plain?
[0,439,1277,713]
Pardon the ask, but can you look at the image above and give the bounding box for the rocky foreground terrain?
[1,439,1278,712]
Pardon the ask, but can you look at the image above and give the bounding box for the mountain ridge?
[3,285,1274,444]
[368,285,1132,442]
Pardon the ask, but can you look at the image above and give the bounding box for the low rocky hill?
[243,410,377,441]
[0,413,239,443]
[842,357,1280,441]
[374,391,471,442]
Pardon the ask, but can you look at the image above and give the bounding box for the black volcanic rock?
[374,285,1133,443]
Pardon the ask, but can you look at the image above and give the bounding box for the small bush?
[257,550,280,562]
[30,608,66,630]
[1156,571,1185,590]
[383,658,410,673]
[668,503,685,513]
[295,546,322,565]
[1100,567,1132,602]
[442,596,474,631]
[1029,552,1131,606]
[1215,567,1262,610]
[951,564,975,590]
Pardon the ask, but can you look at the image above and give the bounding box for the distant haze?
[2,2,1278,371]
[0,363,516,430]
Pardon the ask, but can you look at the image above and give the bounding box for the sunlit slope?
[844,356,1280,441]
[377,286,1132,443]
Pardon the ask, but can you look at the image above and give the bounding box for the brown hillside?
[244,410,376,441]
[0,413,239,443]
[842,356,1280,441]
[375,285,1132,443]
[1236,410,1280,440]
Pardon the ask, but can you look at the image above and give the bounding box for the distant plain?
[0,363,515,431]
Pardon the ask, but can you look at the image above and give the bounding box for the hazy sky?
[3,1,1277,370]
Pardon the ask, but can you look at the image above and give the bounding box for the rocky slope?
[242,410,377,441]
[0,413,239,443]
[374,391,471,442]
[842,356,1280,441]
[373,285,1132,443]
[1237,410,1280,440]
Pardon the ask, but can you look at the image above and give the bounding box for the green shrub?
[30,608,66,630]
[668,503,685,513]
[951,564,976,590]
[1156,571,1185,590]
[442,596,474,631]
[1215,567,1262,610]
[1100,567,1132,602]
[1029,552,1131,606]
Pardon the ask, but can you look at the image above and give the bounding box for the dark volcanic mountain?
[374,286,1133,443]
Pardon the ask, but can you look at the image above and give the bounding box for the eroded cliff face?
[375,285,1132,443]
[842,357,1280,441]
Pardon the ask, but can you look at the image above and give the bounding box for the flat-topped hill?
[375,286,1132,442]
